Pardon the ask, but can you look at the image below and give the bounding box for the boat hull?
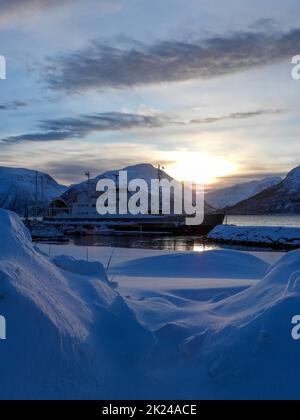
[44,213,225,237]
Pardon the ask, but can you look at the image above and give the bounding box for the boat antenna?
[85,171,91,203]
[41,176,44,218]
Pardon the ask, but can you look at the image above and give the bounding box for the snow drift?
[183,250,300,399]
[1,209,300,400]
[113,250,269,279]
[0,210,153,400]
[134,250,300,400]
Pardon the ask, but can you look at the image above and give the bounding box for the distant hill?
[0,167,67,216]
[206,176,282,210]
[62,163,214,214]
[225,166,300,214]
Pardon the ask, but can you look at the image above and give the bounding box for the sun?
[166,152,237,185]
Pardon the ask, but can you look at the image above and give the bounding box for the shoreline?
[205,237,300,250]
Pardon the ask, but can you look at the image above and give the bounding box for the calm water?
[36,216,300,251]
[47,215,298,252]
[68,234,219,252]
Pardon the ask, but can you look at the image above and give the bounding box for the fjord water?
[56,215,300,252]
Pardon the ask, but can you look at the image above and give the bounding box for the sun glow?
[166,152,237,185]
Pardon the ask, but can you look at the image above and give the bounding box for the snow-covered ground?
[208,225,300,248]
[1,209,300,400]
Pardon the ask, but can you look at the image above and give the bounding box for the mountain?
[225,166,300,214]
[68,164,173,191]
[206,176,282,210]
[63,163,214,213]
[0,167,67,215]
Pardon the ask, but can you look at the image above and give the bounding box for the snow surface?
[0,210,152,399]
[1,210,300,400]
[208,224,300,247]
[112,250,269,279]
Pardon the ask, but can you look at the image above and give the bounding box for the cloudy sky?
[1,0,300,186]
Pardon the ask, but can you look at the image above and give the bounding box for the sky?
[1,0,300,186]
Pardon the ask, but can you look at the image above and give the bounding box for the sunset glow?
[166,152,237,185]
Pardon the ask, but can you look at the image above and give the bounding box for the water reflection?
[69,234,219,252]
[36,214,297,252]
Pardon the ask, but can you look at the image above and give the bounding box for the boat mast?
[35,171,38,220]
[85,171,90,214]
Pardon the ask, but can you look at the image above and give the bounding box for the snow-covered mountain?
[206,176,282,210]
[0,167,67,215]
[63,163,214,213]
[68,164,173,191]
[226,166,300,214]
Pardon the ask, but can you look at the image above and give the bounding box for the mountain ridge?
[225,166,300,214]
[0,166,67,215]
[206,176,282,209]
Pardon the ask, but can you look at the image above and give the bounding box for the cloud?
[0,0,122,22]
[43,158,138,185]
[0,0,73,15]
[44,27,300,93]
[0,101,27,111]
[191,109,284,124]
[0,0,77,25]
[0,108,284,145]
[1,112,170,144]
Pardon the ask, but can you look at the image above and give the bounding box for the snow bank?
[142,250,300,399]
[188,250,300,399]
[52,255,110,284]
[113,250,269,279]
[2,209,300,399]
[208,224,300,248]
[0,210,153,399]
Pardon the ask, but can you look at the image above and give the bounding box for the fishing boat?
[44,213,225,237]
[45,170,225,236]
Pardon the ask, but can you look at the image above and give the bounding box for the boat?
[102,213,226,236]
[44,213,225,237]
[62,226,86,236]
[46,171,225,236]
